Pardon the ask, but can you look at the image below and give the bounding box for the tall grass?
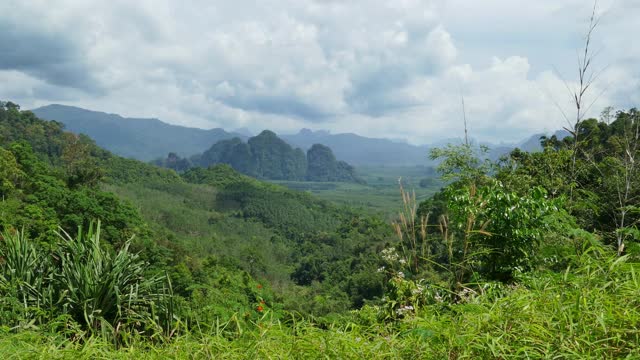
[1,245,639,358]
[2,250,639,359]
[3,221,640,358]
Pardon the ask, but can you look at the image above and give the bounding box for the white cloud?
[0,0,637,144]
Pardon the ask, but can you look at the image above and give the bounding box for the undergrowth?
[1,246,638,359]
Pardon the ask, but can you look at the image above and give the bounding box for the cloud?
[0,15,97,92]
[0,0,637,144]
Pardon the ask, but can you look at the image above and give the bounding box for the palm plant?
[54,221,175,336]
[0,228,54,327]
[1,221,176,339]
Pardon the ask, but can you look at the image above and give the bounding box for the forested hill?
[156,130,365,183]
[1,100,390,320]
[32,104,244,161]
[0,101,187,242]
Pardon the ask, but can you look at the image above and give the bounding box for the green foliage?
[446,181,555,279]
[3,249,640,358]
[55,222,174,334]
[429,143,492,183]
[501,109,640,255]
[60,133,104,188]
[0,223,175,337]
[424,144,558,281]
[0,147,24,198]
[217,180,342,241]
[182,164,257,188]
[103,156,182,185]
[0,144,148,244]
[0,102,173,245]
[0,103,66,164]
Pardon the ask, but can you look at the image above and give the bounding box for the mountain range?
[32,105,245,161]
[32,104,563,166]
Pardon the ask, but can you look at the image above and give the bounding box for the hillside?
[2,101,392,318]
[4,101,640,358]
[32,104,244,161]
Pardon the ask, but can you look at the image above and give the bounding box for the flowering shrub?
[379,271,446,320]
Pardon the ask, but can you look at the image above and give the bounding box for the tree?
[0,148,24,198]
[61,133,103,188]
[596,109,640,255]
[428,144,555,281]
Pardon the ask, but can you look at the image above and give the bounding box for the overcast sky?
[1,0,638,144]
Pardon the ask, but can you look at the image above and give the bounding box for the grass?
[3,247,639,359]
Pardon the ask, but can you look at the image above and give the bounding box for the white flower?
[395,305,415,316]
[381,248,400,262]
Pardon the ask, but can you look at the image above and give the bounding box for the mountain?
[32,104,568,167]
[179,131,363,183]
[32,104,243,161]
[281,129,431,166]
[306,144,362,182]
[517,130,572,152]
[279,128,553,166]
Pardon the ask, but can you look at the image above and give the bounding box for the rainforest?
[1,1,640,359]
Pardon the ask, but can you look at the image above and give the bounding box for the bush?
[0,222,175,338]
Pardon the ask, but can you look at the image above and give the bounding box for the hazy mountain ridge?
[281,129,431,166]
[32,104,568,166]
[32,104,245,161]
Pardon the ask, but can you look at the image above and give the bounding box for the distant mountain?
[32,104,570,167]
[233,127,254,137]
[280,129,558,166]
[281,129,431,166]
[516,130,572,153]
[32,104,244,161]
[167,131,363,183]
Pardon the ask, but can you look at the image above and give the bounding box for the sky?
[1,0,638,144]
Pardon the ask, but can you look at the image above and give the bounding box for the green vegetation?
[270,165,440,218]
[0,223,173,339]
[2,249,639,359]
[2,101,640,358]
[107,164,389,315]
